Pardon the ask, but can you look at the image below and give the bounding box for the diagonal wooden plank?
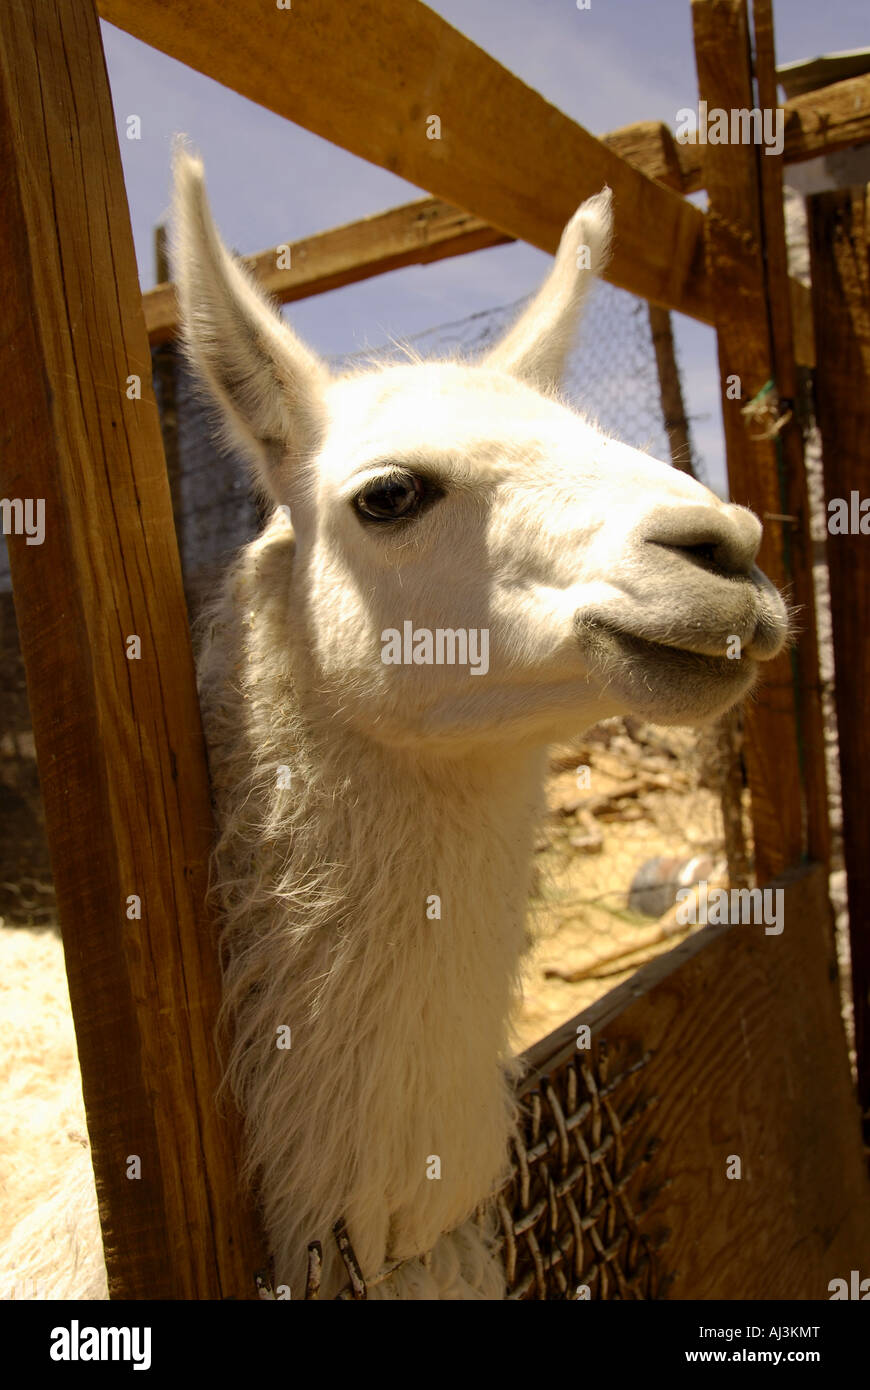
[517,864,870,1296]
[98,0,712,322]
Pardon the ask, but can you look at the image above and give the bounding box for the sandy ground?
[0,923,106,1298]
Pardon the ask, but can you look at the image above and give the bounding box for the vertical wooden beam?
[647,302,752,891]
[752,0,829,872]
[647,304,693,474]
[691,0,828,884]
[808,186,870,1149]
[0,0,266,1296]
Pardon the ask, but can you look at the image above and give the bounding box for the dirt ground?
[513,718,724,1050]
[0,923,91,1262]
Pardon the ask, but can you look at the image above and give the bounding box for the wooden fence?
[0,0,868,1297]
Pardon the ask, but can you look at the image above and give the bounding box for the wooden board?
[602,120,696,194]
[784,73,870,166]
[0,0,266,1297]
[137,74,854,349]
[752,0,829,870]
[99,0,712,323]
[809,185,870,1150]
[145,197,511,346]
[574,76,870,199]
[691,0,826,884]
[674,73,870,194]
[520,863,870,1297]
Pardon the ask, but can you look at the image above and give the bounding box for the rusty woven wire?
[495,1039,663,1300]
[259,1036,665,1301]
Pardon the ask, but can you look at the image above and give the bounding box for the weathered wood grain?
[752,0,829,871]
[691,0,824,883]
[809,184,870,1151]
[674,73,870,193]
[0,0,266,1297]
[784,72,870,167]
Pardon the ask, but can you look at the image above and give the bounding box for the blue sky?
[102,0,869,495]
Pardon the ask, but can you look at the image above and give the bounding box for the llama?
[167,149,789,1301]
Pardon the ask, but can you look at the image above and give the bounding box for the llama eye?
[354,472,428,522]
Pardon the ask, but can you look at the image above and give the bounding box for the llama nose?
[643,503,762,578]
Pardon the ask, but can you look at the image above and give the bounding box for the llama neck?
[202,577,545,1291]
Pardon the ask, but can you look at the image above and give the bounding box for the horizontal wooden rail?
[665,72,870,194]
[145,198,510,346]
[144,193,818,366]
[782,72,870,167]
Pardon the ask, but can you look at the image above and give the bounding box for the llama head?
[173,148,788,752]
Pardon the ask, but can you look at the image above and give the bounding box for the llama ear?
[171,145,329,500]
[484,187,612,391]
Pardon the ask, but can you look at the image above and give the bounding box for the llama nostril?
[670,540,720,569]
[644,505,761,579]
[665,537,740,578]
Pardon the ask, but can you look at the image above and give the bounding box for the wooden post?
[647,301,751,890]
[752,0,830,871]
[808,185,870,1150]
[0,0,266,1296]
[647,304,693,474]
[691,0,829,884]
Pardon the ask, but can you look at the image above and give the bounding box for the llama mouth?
[575,576,789,667]
[577,619,756,676]
[573,616,764,721]
[572,614,771,719]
